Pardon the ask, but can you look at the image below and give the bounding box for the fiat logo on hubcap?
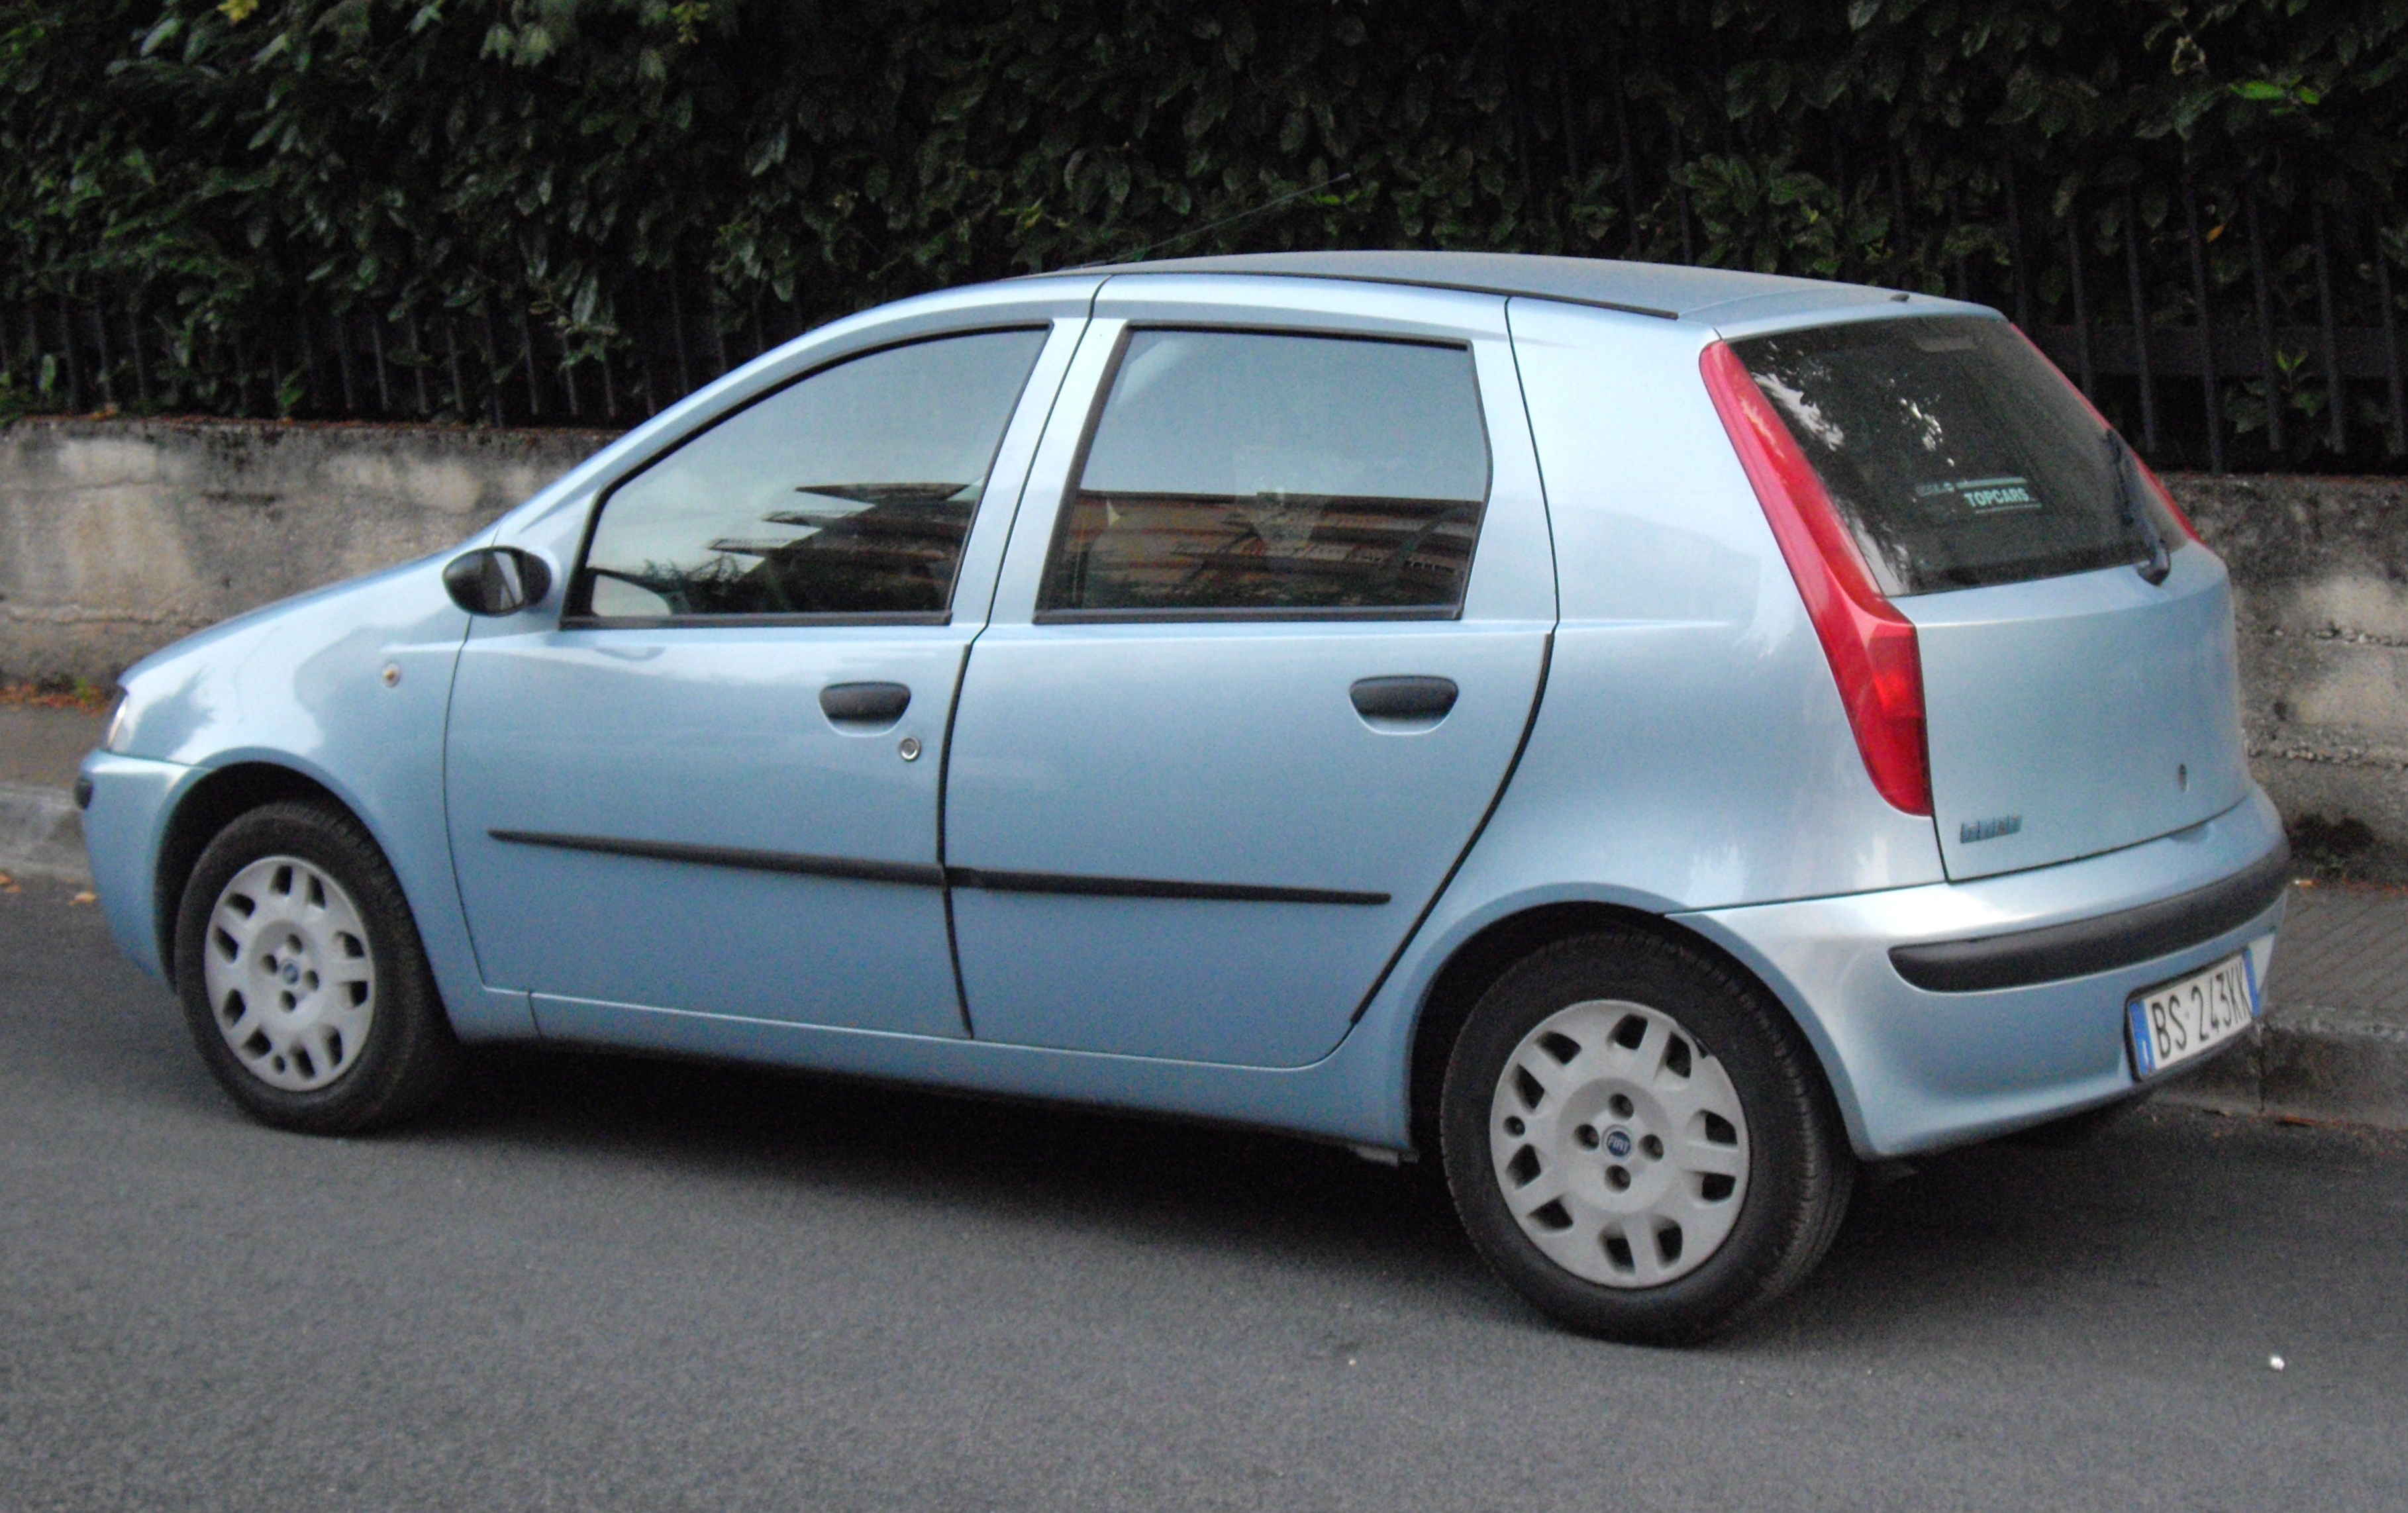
[1603,1128,1634,1159]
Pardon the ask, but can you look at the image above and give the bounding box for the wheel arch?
[1405,901,1849,1151]
[152,762,357,988]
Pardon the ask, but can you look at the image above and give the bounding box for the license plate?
[2126,950,2259,1080]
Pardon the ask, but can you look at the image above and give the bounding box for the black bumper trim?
[1888,836,2291,994]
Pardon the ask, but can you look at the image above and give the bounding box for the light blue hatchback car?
[81,252,2287,1340]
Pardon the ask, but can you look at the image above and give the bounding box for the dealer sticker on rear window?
[1915,475,2043,516]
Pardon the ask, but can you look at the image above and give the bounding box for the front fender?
[95,550,530,1041]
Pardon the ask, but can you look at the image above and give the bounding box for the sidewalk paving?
[2,703,2402,1131]
[0,705,106,790]
[2172,880,2408,1129]
[0,706,106,887]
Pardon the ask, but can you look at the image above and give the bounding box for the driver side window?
[574,327,1048,622]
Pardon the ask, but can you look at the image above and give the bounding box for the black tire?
[1439,928,1854,1344]
[173,800,460,1133]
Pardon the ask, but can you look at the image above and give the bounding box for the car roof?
[1081,250,1917,324]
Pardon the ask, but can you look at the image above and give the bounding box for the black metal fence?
[10,182,2400,477]
[2021,188,2403,469]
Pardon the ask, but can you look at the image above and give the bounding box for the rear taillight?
[1700,341,1932,816]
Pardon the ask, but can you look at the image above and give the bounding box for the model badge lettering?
[1960,814,2023,844]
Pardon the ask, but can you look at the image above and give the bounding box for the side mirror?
[442,548,553,616]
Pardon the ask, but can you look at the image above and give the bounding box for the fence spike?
[333,305,356,415]
[297,308,318,418]
[58,295,83,411]
[129,303,150,408]
[669,276,694,395]
[479,299,505,426]
[1947,183,1969,301]
[2004,153,2032,331]
[2246,190,2284,455]
[2182,169,2223,473]
[1607,40,1640,257]
[2377,234,2405,458]
[444,318,466,418]
[371,317,391,416]
[2068,205,2096,397]
[2312,202,2348,456]
[517,308,542,420]
[2121,187,2158,453]
[407,316,430,416]
[89,301,117,411]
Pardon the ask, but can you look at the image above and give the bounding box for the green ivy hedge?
[5,1,2407,471]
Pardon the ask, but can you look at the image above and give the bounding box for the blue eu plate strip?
[2127,996,2157,1079]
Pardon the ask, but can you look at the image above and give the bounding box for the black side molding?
[487,830,946,888]
[949,865,1387,906]
[1889,837,2291,994]
[486,830,1385,904]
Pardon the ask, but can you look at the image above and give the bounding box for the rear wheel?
[174,801,459,1133]
[1440,928,1854,1343]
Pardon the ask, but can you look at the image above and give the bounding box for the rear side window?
[1731,316,2155,596]
[575,328,1047,620]
[1037,330,1490,616]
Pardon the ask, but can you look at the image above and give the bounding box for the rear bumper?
[1680,787,2288,1158]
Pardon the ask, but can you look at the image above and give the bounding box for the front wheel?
[174,801,460,1133]
[1440,928,1853,1343]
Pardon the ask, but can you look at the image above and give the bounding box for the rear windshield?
[1731,316,2155,596]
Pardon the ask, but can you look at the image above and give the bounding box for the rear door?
[941,279,1556,1067]
[1729,315,2247,881]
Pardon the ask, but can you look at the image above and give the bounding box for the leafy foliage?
[4,1,2407,469]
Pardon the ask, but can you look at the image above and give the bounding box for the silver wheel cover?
[201,854,377,1093]
[1488,1000,1750,1288]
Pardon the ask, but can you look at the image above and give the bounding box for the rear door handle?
[821,681,912,726]
[1350,676,1459,722]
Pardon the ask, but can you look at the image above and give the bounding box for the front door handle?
[1350,675,1459,722]
[821,681,912,726]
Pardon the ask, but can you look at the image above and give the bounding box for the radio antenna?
[1087,172,1355,267]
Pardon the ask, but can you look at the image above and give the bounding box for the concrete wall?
[2,418,2404,877]
[2180,475,2408,881]
[0,418,616,682]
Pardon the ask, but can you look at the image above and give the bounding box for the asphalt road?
[4,877,2404,1512]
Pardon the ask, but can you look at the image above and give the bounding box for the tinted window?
[1038,330,1490,615]
[577,328,1048,618]
[1732,316,2160,595]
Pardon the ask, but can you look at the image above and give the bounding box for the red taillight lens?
[1699,341,1932,816]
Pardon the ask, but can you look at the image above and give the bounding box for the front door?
[446,321,1074,1034]
[943,283,1557,1068]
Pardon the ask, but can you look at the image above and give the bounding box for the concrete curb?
[3,777,2403,1131]
[2166,1011,2408,1131]
[0,781,89,885]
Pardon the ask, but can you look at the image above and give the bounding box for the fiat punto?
[80,252,2286,1341]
